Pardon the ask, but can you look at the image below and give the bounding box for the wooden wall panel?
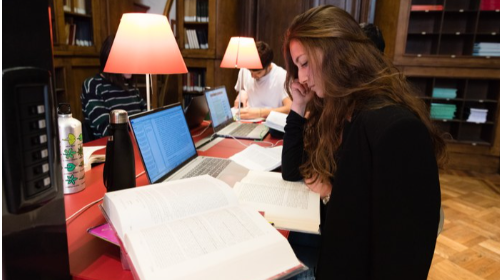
[245,0,376,69]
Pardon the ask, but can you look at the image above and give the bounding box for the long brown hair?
[283,5,447,184]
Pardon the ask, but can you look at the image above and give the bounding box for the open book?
[234,171,320,234]
[229,144,283,171]
[101,175,306,280]
[263,111,288,133]
[83,145,105,171]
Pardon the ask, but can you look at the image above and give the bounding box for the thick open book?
[101,175,306,280]
[234,171,320,234]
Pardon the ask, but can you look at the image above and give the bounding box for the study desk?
[65,121,282,280]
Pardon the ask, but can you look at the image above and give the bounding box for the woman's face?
[289,39,323,98]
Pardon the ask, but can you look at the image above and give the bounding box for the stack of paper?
[467,108,488,123]
[430,103,456,120]
[432,87,457,99]
[473,43,500,57]
[230,144,282,171]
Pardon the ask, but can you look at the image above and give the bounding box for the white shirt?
[234,63,288,108]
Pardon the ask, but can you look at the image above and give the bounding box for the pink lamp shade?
[220,37,263,69]
[104,13,187,74]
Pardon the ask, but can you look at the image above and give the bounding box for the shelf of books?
[406,0,499,58]
[61,0,94,47]
[408,76,500,146]
[376,0,500,171]
[179,0,215,57]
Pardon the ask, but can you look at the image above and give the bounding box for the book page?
[233,171,320,234]
[264,111,288,132]
[102,175,239,241]
[124,205,304,280]
[83,145,105,171]
[229,144,282,171]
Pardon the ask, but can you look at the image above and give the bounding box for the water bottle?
[103,109,136,192]
[58,103,86,194]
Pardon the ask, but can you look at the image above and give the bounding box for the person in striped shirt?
[81,35,146,141]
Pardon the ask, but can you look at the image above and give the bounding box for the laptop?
[204,86,269,140]
[183,94,209,128]
[128,103,248,186]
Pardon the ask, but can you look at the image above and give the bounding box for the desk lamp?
[104,13,187,110]
[220,37,262,120]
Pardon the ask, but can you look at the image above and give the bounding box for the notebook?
[183,94,209,128]
[128,103,248,186]
[204,86,269,140]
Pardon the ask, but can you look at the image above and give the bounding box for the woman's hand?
[305,175,332,198]
[290,79,314,117]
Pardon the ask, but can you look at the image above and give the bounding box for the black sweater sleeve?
[281,110,307,181]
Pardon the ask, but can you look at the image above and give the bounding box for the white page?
[83,145,106,171]
[263,111,288,132]
[229,144,282,171]
[124,205,303,280]
[234,170,320,234]
[102,175,239,241]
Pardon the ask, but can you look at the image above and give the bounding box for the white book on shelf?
[190,29,200,49]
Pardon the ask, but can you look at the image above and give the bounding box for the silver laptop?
[204,86,269,140]
[128,103,248,186]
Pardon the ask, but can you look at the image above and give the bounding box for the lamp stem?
[146,73,151,111]
[238,69,242,121]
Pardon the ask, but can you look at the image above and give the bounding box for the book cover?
[411,5,444,11]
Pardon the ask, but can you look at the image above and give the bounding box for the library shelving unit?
[168,0,242,106]
[49,0,136,122]
[375,0,500,173]
[49,0,108,121]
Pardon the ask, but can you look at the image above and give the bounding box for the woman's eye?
[301,62,308,67]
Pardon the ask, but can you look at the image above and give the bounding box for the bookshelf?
[49,0,136,122]
[375,0,500,173]
[167,0,242,106]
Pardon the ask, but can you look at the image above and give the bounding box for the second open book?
[102,172,319,280]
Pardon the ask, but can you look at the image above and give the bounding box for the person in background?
[282,5,446,279]
[360,22,386,53]
[233,41,292,119]
[81,35,146,141]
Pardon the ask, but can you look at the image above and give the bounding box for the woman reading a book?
[281,5,446,279]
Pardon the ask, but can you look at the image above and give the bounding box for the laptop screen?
[129,104,197,183]
[204,86,233,128]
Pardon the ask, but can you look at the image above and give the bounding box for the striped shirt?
[81,74,146,138]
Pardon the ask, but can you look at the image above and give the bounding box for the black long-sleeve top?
[282,106,441,280]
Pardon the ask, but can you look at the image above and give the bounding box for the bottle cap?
[110,109,128,124]
[57,103,72,115]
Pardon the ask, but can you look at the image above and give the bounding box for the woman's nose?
[299,75,308,84]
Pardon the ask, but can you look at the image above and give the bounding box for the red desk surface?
[65,121,282,280]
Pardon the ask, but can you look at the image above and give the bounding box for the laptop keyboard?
[229,123,258,137]
[181,157,231,179]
